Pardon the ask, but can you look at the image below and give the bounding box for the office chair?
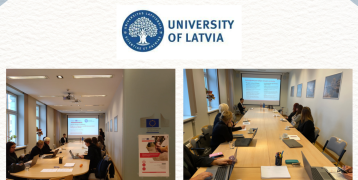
[191,134,212,157]
[313,127,320,145]
[201,125,213,136]
[233,105,241,115]
[322,136,347,166]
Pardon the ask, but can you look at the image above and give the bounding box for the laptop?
[302,152,334,180]
[283,139,303,148]
[43,149,59,159]
[24,155,39,167]
[69,150,81,159]
[235,128,258,147]
[205,148,237,180]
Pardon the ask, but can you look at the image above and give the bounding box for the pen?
[281,151,284,156]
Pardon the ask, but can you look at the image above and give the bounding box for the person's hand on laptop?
[211,159,233,166]
[190,172,213,180]
[79,155,84,159]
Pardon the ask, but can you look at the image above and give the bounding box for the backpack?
[95,159,111,178]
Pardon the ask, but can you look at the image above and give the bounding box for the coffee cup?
[285,126,290,130]
[282,133,288,138]
[248,128,254,133]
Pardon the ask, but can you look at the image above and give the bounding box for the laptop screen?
[302,151,314,180]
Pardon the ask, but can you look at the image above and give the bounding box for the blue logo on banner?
[122,10,164,52]
[85,119,88,123]
[146,119,159,127]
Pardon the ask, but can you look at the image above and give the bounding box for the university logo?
[122,10,164,52]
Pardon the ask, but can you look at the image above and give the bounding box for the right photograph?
[183,69,352,180]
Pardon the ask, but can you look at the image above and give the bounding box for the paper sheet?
[64,163,75,167]
[288,135,300,140]
[243,122,250,125]
[238,128,246,131]
[323,166,338,173]
[41,169,58,172]
[261,166,291,179]
[57,168,73,172]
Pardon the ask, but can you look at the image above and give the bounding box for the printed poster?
[138,134,169,177]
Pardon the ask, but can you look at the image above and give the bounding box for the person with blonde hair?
[210,110,235,151]
[297,107,315,143]
[29,140,44,160]
[213,103,229,127]
[42,137,52,154]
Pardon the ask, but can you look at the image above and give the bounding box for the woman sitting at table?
[214,103,245,131]
[6,142,26,180]
[287,103,299,123]
[79,138,102,180]
[291,105,303,128]
[211,110,235,151]
[42,137,52,154]
[297,107,315,143]
[29,140,44,160]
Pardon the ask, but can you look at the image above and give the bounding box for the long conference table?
[192,108,335,180]
[11,141,90,179]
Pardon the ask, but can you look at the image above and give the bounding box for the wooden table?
[11,142,90,179]
[192,108,335,179]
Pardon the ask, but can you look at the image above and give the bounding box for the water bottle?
[263,103,265,108]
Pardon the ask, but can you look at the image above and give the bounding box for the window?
[6,92,17,143]
[183,69,192,119]
[203,69,210,107]
[203,69,219,111]
[36,105,40,141]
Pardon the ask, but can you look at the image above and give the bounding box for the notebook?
[261,166,291,179]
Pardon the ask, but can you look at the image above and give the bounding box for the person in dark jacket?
[6,142,26,180]
[42,137,52,154]
[79,138,102,180]
[214,103,245,131]
[184,145,233,180]
[99,128,105,141]
[237,98,246,114]
[29,140,44,160]
[211,110,234,151]
[60,133,68,145]
[297,107,315,143]
[287,103,299,123]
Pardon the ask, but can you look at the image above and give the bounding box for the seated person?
[237,98,246,114]
[30,140,44,160]
[98,135,105,150]
[184,145,233,180]
[60,133,68,145]
[287,103,299,123]
[291,105,303,128]
[210,110,234,151]
[297,107,315,143]
[79,138,102,180]
[42,137,52,154]
[6,142,26,180]
[342,165,353,180]
[214,104,245,131]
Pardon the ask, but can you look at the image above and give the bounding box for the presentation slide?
[242,74,281,105]
[67,115,99,139]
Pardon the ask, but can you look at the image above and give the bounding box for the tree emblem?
[129,17,158,46]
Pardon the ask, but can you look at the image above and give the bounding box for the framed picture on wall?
[114,116,118,132]
[306,80,316,98]
[297,84,302,97]
[110,119,113,132]
[323,72,343,99]
[290,86,294,97]
[105,122,107,132]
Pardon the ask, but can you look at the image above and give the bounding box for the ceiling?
[234,69,292,73]
[6,69,123,114]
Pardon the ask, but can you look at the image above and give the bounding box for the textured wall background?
[1,0,358,179]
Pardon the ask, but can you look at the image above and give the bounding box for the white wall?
[233,71,289,115]
[122,69,175,180]
[26,96,37,153]
[218,69,227,104]
[287,69,352,166]
[105,76,124,177]
[46,106,54,146]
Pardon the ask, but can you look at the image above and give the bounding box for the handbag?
[9,163,25,173]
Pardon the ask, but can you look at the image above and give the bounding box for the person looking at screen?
[214,103,245,131]
[237,98,246,114]
[291,105,303,128]
[99,128,105,140]
[29,140,44,160]
[211,110,234,151]
[297,107,315,143]
[60,133,68,145]
[98,135,105,150]
[287,103,299,123]
[42,137,52,154]
[183,145,233,180]
[79,138,102,180]
[6,142,26,180]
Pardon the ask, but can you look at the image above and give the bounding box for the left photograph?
[6,69,175,180]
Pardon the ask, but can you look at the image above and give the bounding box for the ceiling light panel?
[7,76,48,79]
[73,75,113,79]
[57,75,63,79]
[81,95,106,97]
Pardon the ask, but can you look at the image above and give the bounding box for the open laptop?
[205,148,237,180]
[283,139,303,148]
[24,154,39,167]
[69,150,81,159]
[302,152,334,180]
[43,149,59,159]
[235,128,258,147]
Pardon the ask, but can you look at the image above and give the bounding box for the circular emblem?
[85,119,88,123]
[149,120,157,127]
[122,10,164,52]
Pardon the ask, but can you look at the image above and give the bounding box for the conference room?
[183,69,352,180]
[6,69,175,180]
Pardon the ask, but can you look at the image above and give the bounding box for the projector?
[63,93,75,100]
